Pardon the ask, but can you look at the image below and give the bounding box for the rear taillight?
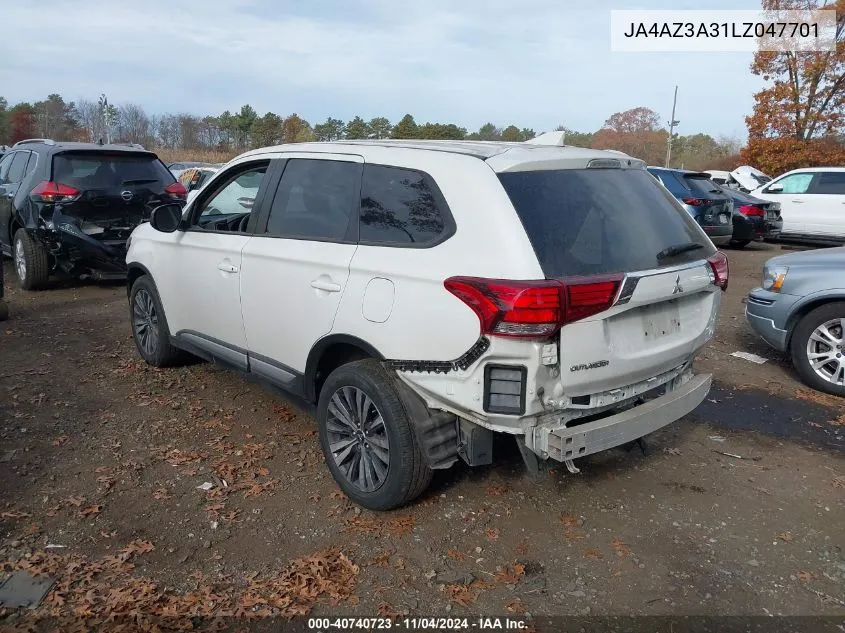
[165,182,187,199]
[30,181,80,203]
[444,274,623,340]
[682,197,710,206]
[738,204,764,217]
[707,252,729,291]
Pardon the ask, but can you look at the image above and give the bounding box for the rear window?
[498,168,715,278]
[52,152,175,190]
[683,175,723,197]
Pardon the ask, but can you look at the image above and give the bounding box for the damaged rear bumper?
[524,370,711,462]
[36,214,132,275]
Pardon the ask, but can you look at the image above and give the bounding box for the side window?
[6,152,29,184]
[769,173,813,194]
[196,165,266,220]
[359,164,451,246]
[24,152,38,177]
[810,171,845,195]
[265,159,361,241]
[0,153,14,184]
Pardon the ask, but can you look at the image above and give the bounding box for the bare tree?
[116,103,151,145]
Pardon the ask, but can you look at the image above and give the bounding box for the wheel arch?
[126,263,153,299]
[785,294,845,348]
[304,334,386,404]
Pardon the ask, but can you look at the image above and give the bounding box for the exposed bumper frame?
[525,372,711,462]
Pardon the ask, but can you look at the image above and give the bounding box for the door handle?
[791,199,805,203]
[217,262,239,273]
[310,279,342,292]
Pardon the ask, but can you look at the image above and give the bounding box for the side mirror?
[766,183,784,193]
[150,203,184,233]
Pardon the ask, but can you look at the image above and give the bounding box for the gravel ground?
[0,242,843,629]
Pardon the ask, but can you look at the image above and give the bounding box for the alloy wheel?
[326,386,390,492]
[14,239,26,282]
[806,318,845,386]
[132,289,159,358]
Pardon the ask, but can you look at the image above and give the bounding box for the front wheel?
[790,302,845,397]
[317,360,432,510]
[129,276,184,367]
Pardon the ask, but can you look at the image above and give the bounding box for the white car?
[704,166,772,192]
[749,167,845,242]
[125,140,727,510]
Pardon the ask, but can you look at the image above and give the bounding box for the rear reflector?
[484,365,527,415]
[707,252,729,291]
[444,274,623,340]
[738,204,764,217]
[29,181,80,203]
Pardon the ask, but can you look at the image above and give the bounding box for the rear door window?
[810,171,845,195]
[265,159,361,242]
[498,168,715,277]
[51,153,175,191]
[6,151,29,184]
[650,169,689,197]
[359,164,453,246]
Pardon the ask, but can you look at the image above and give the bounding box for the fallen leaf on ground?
[664,447,682,455]
[65,496,85,507]
[776,531,794,543]
[504,597,526,614]
[559,513,581,527]
[51,436,69,446]
[445,584,478,607]
[494,562,525,585]
[447,549,468,562]
[584,548,603,560]
[370,550,392,567]
[153,488,171,500]
[833,475,845,489]
[378,602,402,618]
[486,528,500,541]
[0,510,31,519]
[611,538,633,557]
[796,570,814,582]
[79,505,102,518]
[486,484,507,497]
[120,539,155,555]
[516,539,530,555]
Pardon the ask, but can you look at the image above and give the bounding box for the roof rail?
[13,138,56,147]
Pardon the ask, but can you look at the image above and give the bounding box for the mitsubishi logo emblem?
[672,275,684,295]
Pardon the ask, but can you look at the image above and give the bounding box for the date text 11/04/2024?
[307,617,530,630]
[623,21,820,38]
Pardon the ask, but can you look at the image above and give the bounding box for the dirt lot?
[0,242,843,630]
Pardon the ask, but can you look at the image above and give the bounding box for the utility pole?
[665,85,679,167]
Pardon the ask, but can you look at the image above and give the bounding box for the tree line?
[0,93,745,171]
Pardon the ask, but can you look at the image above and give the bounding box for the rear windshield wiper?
[656,242,704,260]
[121,179,158,186]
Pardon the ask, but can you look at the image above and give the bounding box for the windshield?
[498,168,715,278]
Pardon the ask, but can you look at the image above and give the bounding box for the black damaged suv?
[0,139,186,290]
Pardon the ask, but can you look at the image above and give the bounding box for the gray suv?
[746,247,845,396]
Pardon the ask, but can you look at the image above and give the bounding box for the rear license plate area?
[642,301,682,340]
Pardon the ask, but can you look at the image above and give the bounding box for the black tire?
[129,275,184,367]
[729,239,751,248]
[790,302,845,397]
[13,229,50,290]
[317,359,433,510]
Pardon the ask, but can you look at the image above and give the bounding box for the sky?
[0,0,765,139]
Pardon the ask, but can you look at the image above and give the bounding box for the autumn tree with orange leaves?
[741,0,845,174]
[591,107,669,165]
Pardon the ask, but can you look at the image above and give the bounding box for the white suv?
[126,140,727,510]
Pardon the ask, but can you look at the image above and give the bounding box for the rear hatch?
[681,173,733,228]
[50,151,180,242]
[498,167,723,397]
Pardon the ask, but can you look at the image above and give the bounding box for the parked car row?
[647,167,783,248]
